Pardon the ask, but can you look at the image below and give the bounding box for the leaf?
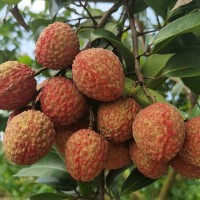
[121,168,156,195]
[14,151,67,178]
[153,11,200,45]
[30,193,74,200]
[49,0,62,19]
[162,46,200,77]
[182,76,200,94]
[188,100,200,119]
[90,29,134,73]
[142,54,173,89]
[144,0,170,18]
[78,181,93,197]
[129,0,148,14]
[172,0,193,11]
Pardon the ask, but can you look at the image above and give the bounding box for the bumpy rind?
[178,117,200,167]
[129,142,168,179]
[105,141,131,170]
[40,77,86,126]
[35,22,79,70]
[3,110,56,165]
[65,129,108,182]
[97,98,141,142]
[170,155,200,178]
[72,48,125,101]
[133,102,185,162]
[0,61,36,110]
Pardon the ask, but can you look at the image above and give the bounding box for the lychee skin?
[133,102,185,162]
[178,117,200,167]
[170,155,200,178]
[40,77,86,126]
[97,98,141,142]
[72,48,125,102]
[55,116,89,155]
[3,110,56,165]
[35,22,79,70]
[65,129,108,182]
[129,142,168,179]
[0,61,36,110]
[105,141,131,170]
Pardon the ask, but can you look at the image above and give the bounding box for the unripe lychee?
[65,129,108,182]
[178,116,200,167]
[170,155,200,178]
[105,141,131,170]
[35,22,79,70]
[133,102,185,162]
[3,110,56,165]
[97,98,141,142]
[40,77,86,126]
[0,61,36,110]
[55,116,89,155]
[72,48,125,101]
[129,142,168,179]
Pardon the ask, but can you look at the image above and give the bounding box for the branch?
[34,67,48,76]
[157,169,177,200]
[125,0,156,103]
[98,170,105,200]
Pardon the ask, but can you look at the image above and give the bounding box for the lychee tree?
[0,0,200,200]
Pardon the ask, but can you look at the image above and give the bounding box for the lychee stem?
[88,106,95,130]
[98,170,105,200]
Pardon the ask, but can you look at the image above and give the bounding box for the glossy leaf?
[153,11,200,45]
[121,168,156,195]
[14,151,67,178]
[90,29,134,73]
[162,46,200,77]
[142,54,173,89]
[30,193,74,200]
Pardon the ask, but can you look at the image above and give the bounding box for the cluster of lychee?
[1,22,200,182]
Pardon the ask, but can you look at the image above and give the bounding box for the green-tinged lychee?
[178,116,200,167]
[105,141,131,170]
[3,110,56,165]
[55,116,89,155]
[35,22,79,70]
[129,142,168,179]
[97,98,141,142]
[72,48,125,101]
[0,61,36,110]
[170,155,200,178]
[40,77,86,126]
[65,129,108,182]
[133,102,185,162]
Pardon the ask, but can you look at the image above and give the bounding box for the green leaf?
[144,0,170,18]
[14,151,67,178]
[162,46,200,77]
[129,0,148,14]
[188,100,200,119]
[153,11,200,45]
[142,54,173,89]
[121,168,156,195]
[182,76,200,94]
[49,0,62,19]
[78,180,97,197]
[30,193,74,200]
[90,29,134,73]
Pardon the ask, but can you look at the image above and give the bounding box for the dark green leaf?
[90,29,134,73]
[188,100,200,119]
[182,76,200,94]
[121,168,156,195]
[30,193,73,200]
[129,0,148,14]
[153,11,200,45]
[78,181,94,197]
[14,151,67,178]
[162,46,200,77]
[49,0,62,19]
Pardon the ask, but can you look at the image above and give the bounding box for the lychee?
[129,142,168,179]
[40,77,86,126]
[133,102,185,162]
[3,110,56,165]
[65,129,108,182]
[0,61,36,110]
[178,116,200,167]
[35,22,79,70]
[105,141,131,170]
[170,155,200,178]
[72,48,125,101]
[97,98,141,142]
[55,116,89,155]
